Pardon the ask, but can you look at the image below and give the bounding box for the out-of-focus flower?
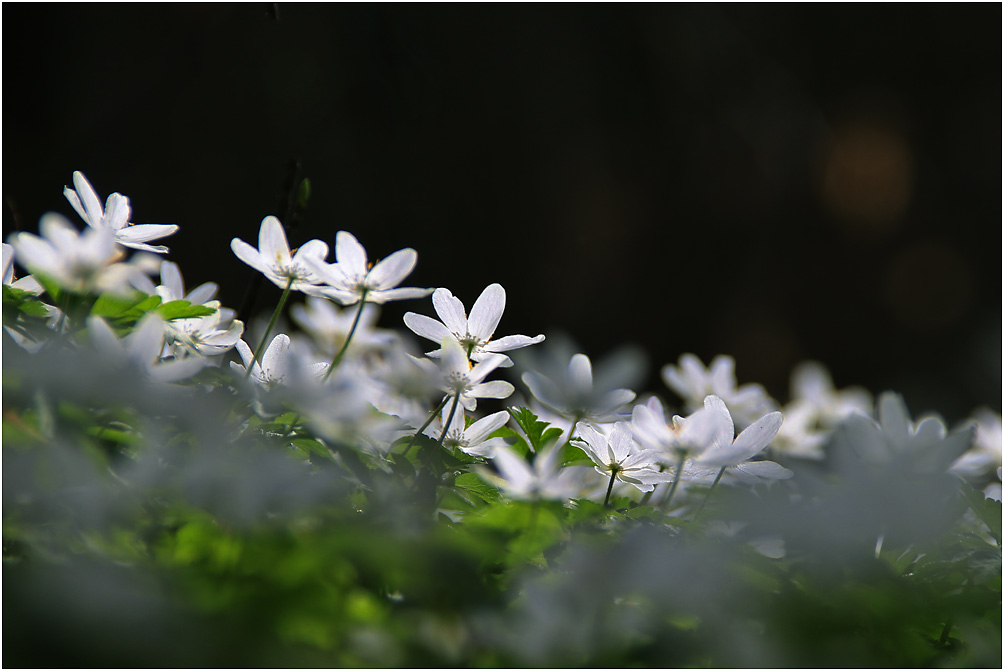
[574,422,673,493]
[8,214,148,295]
[63,171,178,253]
[523,353,636,429]
[230,333,328,389]
[773,362,872,460]
[88,313,206,383]
[403,283,544,367]
[291,296,397,358]
[662,353,776,429]
[478,443,582,502]
[951,408,1002,480]
[304,231,433,305]
[630,396,718,457]
[690,395,792,484]
[231,216,330,293]
[428,408,511,458]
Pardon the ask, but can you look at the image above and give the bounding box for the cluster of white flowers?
[5,170,1001,518]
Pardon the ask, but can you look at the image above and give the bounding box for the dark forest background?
[3,3,1000,420]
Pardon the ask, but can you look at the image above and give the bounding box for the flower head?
[304,231,433,305]
[429,408,512,458]
[427,337,514,412]
[523,352,636,426]
[690,395,792,483]
[403,283,544,367]
[231,216,330,293]
[662,353,777,429]
[88,313,207,384]
[64,171,178,253]
[478,443,582,502]
[574,422,673,492]
[230,333,329,389]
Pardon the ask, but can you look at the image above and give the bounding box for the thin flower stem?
[438,393,461,446]
[246,277,294,379]
[403,395,451,456]
[323,291,368,381]
[662,449,688,510]
[692,466,727,521]
[603,471,618,507]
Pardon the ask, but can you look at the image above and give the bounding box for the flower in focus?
[403,283,544,367]
[231,216,330,293]
[478,443,582,502]
[8,214,149,295]
[164,300,244,358]
[230,333,329,389]
[63,171,178,253]
[428,408,512,458]
[574,422,673,493]
[417,337,514,412]
[662,353,777,429]
[304,231,433,305]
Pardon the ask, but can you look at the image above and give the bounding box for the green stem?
[662,449,688,510]
[403,395,451,456]
[603,471,618,507]
[692,466,727,521]
[323,291,368,381]
[246,277,294,379]
[438,393,461,446]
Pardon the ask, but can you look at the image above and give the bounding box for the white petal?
[567,354,593,392]
[468,353,508,385]
[463,410,511,445]
[160,261,184,300]
[335,231,368,276]
[151,357,207,383]
[367,287,433,304]
[441,337,470,376]
[432,288,468,335]
[87,316,124,358]
[261,334,291,381]
[126,313,167,364]
[469,380,514,400]
[403,312,451,343]
[368,248,417,290]
[72,171,104,227]
[115,224,178,244]
[63,186,89,224]
[483,334,545,352]
[258,216,290,269]
[234,338,255,370]
[732,411,783,458]
[103,193,132,231]
[186,282,219,306]
[467,283,505,342]
[733,460,793,480]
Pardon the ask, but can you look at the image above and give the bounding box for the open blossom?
[630,396,718,457]
[690,395,792,483]
[662,353,776,429]
[164,300,244,358]
[413,337,514,412]
[574,422,673,493]
[478,443,582,502]
[291,296,397,358]
[230,333,329,389]
[231,216,330,293]
[63,171,178,253]
[523,352,636,428]
[426,407,512,458]
[403,283,544,367]
[8,213,149,295]
[304,231,433,305]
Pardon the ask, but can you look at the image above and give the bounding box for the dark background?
[4,4,1000,420]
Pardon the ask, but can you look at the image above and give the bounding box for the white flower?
[417,337,514,412]
[164,300,244,357]
[403,283,544,367]
[630,396,718,457]
[303,231,433,305]
[428,408,512,458]
[523,353,636,426]
[574,422,673,493]
[151,260,219,306]
[231,216,330,293]
[477,443,582,502]
[662,353,777,429]
[2,242,44,294]
[88,313,207,384]
[950,408,1001,479]
[290,296,397,358]
[230,333,329,389]
[690,395,792,483]
[8,213,148,295]
[63,171,178,253]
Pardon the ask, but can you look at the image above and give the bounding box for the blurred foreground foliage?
[2,337,1000,668]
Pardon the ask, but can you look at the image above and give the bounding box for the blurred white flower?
[690,395,792,484]
[662,353,776,429]
[950,408,1002,480]
[523,353,636,430]
[417,337,514,412]
[230,333,328,389]
[630,396,718,457]
[8,213,148,295]
[403,283,544,367]
[88,313,207,383]
[291,296,397,358]
[63,171,178,253]
[574,422,673,493]
[304,231,433,305]
[231,216,330,293]
[478,443,581,502]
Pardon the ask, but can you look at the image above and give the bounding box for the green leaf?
[2,285,50,317]
[291,438,335,462]
[508,406,561,454]
[90,291,157,319]
[455,472,502,504]
[155,300,216,320]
